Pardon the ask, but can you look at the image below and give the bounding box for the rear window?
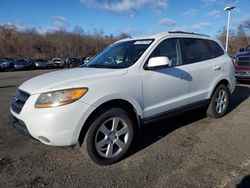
[181,38,211,64]
[205,40,224,58]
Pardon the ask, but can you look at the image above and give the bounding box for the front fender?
[90,94,143,117]
[72,94,143,145]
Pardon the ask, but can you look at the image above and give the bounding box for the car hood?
[236,51,250,57]
[19,68,128,94]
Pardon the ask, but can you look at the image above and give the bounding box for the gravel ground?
[0,69,250,188]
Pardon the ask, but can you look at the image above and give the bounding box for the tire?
[207,84,229,118]
[80,108,134,165]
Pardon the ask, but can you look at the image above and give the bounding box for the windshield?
[84,39,153,69]
[36,59,47,62]
[15,59,27,63]
[15,60,27,65]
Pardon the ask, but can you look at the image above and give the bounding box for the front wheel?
[207,84,230,118]
[81,108,134,165]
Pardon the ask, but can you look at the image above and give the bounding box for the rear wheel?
[80,108,134,165]
[207,84,229,118]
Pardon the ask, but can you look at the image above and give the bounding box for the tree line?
[0,25,129,59]
[0,21,250,60]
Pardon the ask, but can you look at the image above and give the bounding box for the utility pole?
[224,6,235,52]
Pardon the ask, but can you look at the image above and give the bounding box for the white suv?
[10,31,235,165]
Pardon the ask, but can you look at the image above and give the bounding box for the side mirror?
[147,57,170,69]
[239,48,245,52]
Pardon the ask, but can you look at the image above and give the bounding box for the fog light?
[38,136,50,144]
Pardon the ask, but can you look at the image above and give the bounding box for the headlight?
[35,88,88,108]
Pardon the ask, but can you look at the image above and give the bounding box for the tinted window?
[181,38,211,64]
[205,40,224,58]
[149,38,181,66]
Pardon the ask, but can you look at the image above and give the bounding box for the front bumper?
[235,70,250,80]
[10,93,95,146]
[53,63,64,68]
[12,116,32,137]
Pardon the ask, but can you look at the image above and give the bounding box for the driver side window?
[150,38,181,67]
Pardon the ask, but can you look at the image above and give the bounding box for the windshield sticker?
[134,40,152,45]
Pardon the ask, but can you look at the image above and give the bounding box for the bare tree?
[217,26,250,55]
[0,25,130,59]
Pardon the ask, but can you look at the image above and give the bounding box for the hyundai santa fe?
[10,31,235,165]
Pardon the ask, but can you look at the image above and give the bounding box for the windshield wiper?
[85,64,106,68]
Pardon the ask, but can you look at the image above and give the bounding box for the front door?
[141,38,190,119]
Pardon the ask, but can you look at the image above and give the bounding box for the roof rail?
[168,31,210,37]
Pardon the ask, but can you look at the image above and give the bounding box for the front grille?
[237,56,250,67]
[11,89,30,114]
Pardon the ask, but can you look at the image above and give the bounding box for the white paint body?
[10,32,236,146]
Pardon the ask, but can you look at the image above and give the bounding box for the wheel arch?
[209,78,230,99]
[78,99,142,146]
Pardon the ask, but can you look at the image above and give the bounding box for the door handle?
[213,65,221,71]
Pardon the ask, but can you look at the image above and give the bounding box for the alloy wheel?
[215,89,228,114]
[94,117,129,158]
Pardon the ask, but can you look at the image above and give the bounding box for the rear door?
[179,38,225,104]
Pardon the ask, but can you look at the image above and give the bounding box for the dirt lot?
[0,69,250,188]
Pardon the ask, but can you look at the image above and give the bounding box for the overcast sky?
[0,0,249,37]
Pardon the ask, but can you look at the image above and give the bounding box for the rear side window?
[205,40,225,58]
[181,38,211,64]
